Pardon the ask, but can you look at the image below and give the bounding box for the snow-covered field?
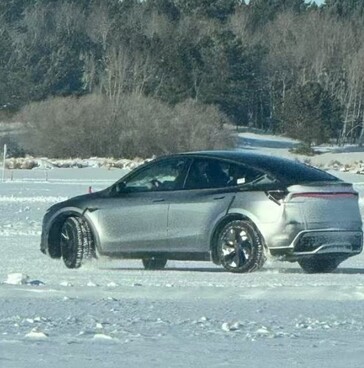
[1,148,364,367]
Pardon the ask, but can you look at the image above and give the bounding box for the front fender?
[41,206,100,258]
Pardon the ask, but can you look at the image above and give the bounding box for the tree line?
[1,0,364,157]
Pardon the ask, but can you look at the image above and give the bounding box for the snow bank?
[5,156,149,170]
[3,133,364,174]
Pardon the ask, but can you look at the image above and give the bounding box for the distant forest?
[1,0,364,157]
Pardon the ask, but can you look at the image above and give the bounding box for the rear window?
[264,159,339,184]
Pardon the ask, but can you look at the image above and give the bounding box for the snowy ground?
[1,145,364,367]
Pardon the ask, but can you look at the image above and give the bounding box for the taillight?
[291,192,358,199]
[266,190,288,205]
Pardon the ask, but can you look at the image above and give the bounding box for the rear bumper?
[269,229,363,260]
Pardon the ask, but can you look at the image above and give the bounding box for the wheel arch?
[47,208,98,259]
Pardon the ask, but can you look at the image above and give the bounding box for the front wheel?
[216,220,265,273]
[298,257,342,273]
[60,216,94,269]
[142,257,167,270]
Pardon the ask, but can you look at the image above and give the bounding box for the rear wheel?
[60,216,94,269]
[216,220,265,273]
[142,257,167,270]
[298,257,341,273]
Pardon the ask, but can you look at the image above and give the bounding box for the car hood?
[47,189,109,214]
[69,189,109,203]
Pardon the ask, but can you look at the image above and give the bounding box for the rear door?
[167,158,238,252]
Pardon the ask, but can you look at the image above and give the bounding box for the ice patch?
[221,321,241,332]
[4,273,29,285]
[255,326,271,335]
[86,281,99,287]
[60,281,73,287]
[3,273,46,287]
[25,329,48,340]
[92,333,114,341]
[221,322,234,332]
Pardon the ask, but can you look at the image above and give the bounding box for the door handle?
[152,198,165,203]
[213,196,225,200]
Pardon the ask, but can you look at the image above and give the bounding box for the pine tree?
[324,0,364,18]
[279,82,343,145]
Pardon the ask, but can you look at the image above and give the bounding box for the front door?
[95,157,190,253]
[95,192,169,253]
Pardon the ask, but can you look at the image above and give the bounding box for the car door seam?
[225,195,236,215]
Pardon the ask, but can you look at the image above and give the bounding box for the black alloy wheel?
[217,220,265,273]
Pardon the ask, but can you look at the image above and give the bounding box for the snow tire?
[216,220,265,273]
[60,216,91,269]
[298,257,341,274]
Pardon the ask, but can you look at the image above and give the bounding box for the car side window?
[184,159,229,189]
[184,159,269,190]
[226,164,264,186]
[123,158,189,192]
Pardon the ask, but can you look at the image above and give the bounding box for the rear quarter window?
[268,160,339,184]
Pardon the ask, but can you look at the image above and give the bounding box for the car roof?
[175,150,339,184]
